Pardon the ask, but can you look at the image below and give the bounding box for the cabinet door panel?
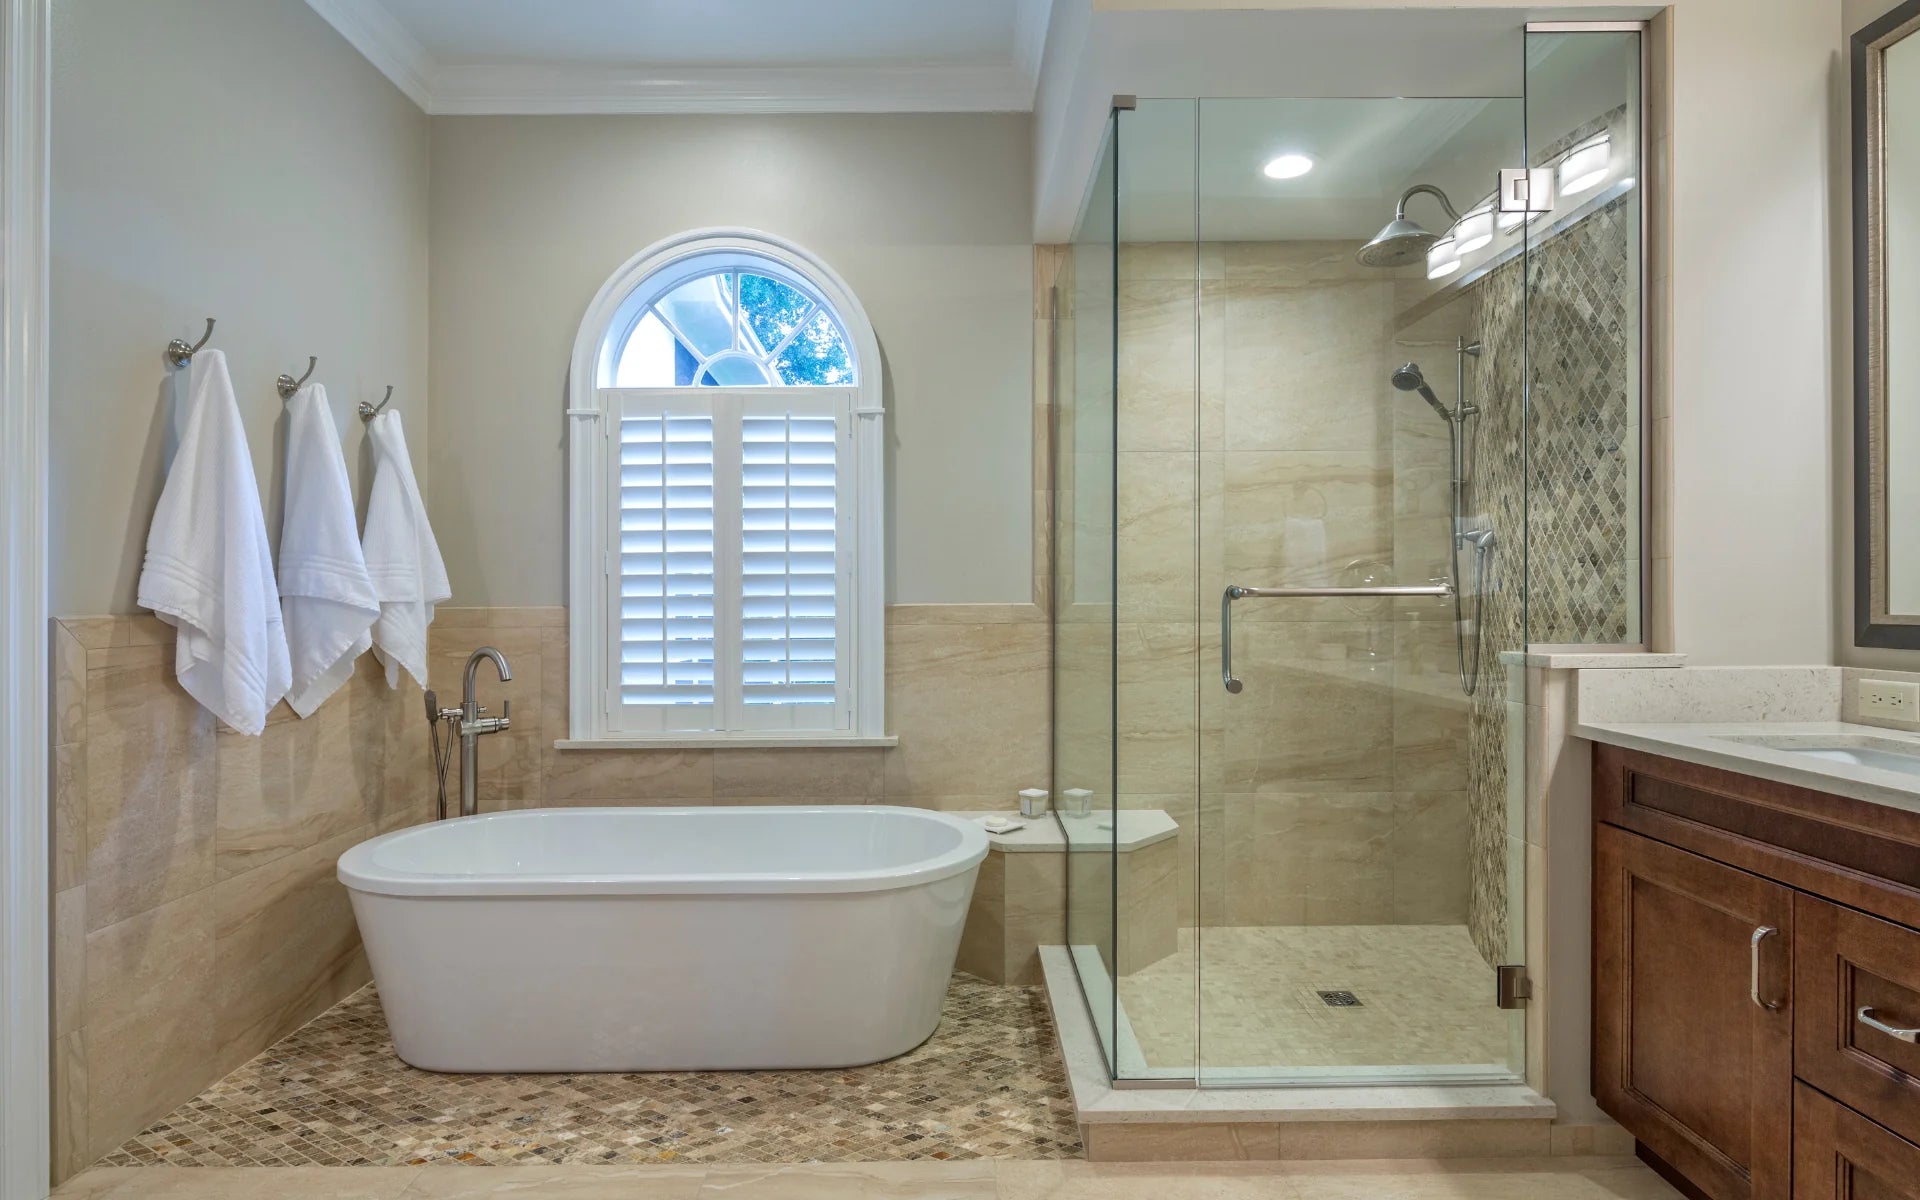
[1795,895,1920,1146]
[1593,824,1793,1200]
[1793,1083,1920,1200]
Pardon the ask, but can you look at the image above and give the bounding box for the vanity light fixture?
[1453,200,1496,255]
[1426,234,1461,280]
[1558,133,1612,196]
[1263,153,1315,179]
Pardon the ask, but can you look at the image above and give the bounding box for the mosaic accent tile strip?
[100,975,1082,1168]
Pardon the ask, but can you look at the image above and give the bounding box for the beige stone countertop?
[1573,719,1920,815]
[951,810,1179,853]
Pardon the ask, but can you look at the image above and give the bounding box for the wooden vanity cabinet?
[1593,745,1920,1200]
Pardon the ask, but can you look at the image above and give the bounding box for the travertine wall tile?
[50,615,430,1178]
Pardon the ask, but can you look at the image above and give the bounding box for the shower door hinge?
[1496,964,1533,1009]
[1498,167,1555,215]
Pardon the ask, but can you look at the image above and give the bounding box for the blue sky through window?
[615,268,854,388]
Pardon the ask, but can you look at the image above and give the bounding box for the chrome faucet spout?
[456,646,513,818]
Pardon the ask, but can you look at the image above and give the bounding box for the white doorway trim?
[0,0,51,1197]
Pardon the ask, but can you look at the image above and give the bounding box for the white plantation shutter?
[605,389,853,734]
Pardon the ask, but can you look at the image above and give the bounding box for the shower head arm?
[1395,183,1461,224]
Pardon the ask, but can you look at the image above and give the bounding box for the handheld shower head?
[1391,362,1452,421]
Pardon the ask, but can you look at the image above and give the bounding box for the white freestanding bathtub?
[337,806,988,1073]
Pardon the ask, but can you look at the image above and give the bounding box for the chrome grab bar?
[1857,1006,1920,1044]
[1750,926,1782,1010]
[1220,582,1453,693]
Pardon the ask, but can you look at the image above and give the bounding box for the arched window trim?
[564,228,889,747]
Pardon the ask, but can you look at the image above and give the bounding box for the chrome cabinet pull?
[1750,926,1782,1010]
[1857,1006,1920,1044]
[1220,582,1451,693]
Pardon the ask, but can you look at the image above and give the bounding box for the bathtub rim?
[337,804,991,898]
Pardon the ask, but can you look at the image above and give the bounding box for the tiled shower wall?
[48,617,432,1180]
[1104,242,1474,934]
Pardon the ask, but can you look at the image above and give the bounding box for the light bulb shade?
[1263,154,1315,180]
[1454,207,1495,256]
[1426,235,1460,280]
[1558,134,1611,196]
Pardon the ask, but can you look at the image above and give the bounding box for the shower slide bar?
[1220,582,1453,693]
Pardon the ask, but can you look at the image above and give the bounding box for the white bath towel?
[362,409,449,689]
[136,349,291,734]
[279,384,379,717]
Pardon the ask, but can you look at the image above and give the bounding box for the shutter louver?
[741,414,839,709]
[618,411,715,711]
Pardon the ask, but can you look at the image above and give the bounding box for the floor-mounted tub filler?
[337,806,989,1072]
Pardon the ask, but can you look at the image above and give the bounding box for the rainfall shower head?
[1391,362,1452,421]
[1356,184,1462,269]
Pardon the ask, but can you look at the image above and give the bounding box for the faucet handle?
[500,699,512,730]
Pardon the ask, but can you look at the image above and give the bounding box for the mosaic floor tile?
[102,975,1082,1169]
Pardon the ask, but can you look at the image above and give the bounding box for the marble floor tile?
[54,1159,1683,1200]
[701,1162,997,1199]
[1281,1157,1681,1200]
[1117,925,1510,1073]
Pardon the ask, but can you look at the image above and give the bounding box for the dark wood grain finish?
[1593,743,1920,931]
[1593,824,1794,1200]
[1795,895,1920,1146]
[1793,1083,1920,1200]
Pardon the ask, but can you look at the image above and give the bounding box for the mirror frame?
[1855,0,1920,648]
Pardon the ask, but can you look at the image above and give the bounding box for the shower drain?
[1316,989,1363,1008]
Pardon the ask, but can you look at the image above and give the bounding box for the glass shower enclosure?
[1052,25,1645,1087]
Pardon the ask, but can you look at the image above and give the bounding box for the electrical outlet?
[1858,678,1920,722]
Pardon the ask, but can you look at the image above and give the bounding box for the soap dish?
[977,816,1026,835]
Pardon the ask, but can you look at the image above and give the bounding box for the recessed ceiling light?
[1263,154,1315,180]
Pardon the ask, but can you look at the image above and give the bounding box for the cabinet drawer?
[1795,896,1920,1146]
[1793,1083,1920,1200]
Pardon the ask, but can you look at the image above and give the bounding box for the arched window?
[565,230,886,745]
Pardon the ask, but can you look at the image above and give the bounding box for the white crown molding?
[303,0,433,110]
[429,61,1035,115]
[305,0,1042,114]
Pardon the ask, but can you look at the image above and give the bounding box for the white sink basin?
[1718,734,1920,778]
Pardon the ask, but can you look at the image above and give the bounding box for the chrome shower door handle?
[1750,926,1782,1010]
[1220,581,1450,693]
[1221,586,1243,694]
[1857,1006,1920,1043]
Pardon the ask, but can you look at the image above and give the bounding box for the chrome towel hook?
[357,385,394,422]
[276,356,318,400]
[165,317,216,369]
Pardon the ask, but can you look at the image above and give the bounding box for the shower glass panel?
[1056,114,1121,1075]
[1063,25,1645,1089]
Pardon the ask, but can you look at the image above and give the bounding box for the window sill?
[553,735,899,751]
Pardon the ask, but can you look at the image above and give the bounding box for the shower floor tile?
[1117,925,1512,1075]
[99,975,1082,1168]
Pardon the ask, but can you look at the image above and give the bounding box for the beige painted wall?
[427,113,1036,607]
[50,0,430,616]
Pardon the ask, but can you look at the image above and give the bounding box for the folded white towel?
[136,349,291,734]
[279,384,380,717]
[362,409,449,689]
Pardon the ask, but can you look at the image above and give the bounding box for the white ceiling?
[304,0,1054,114]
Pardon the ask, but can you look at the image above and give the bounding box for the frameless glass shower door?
[1056,23,1645,1089]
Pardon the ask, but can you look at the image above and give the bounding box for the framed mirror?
[1856,0,1920,648]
